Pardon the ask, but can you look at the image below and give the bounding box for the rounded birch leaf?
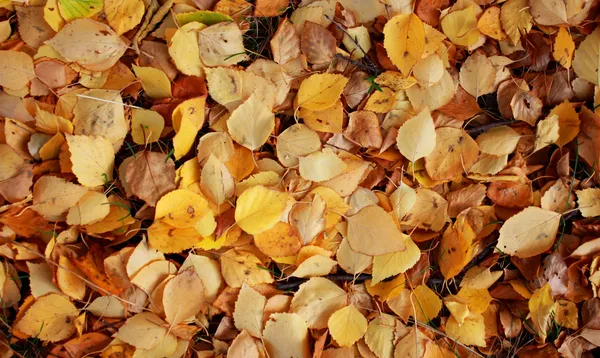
[14,293,78,342]
[346,205,407,256]
[328,305,368,347]
[497,207,561,258]
[395,108,436,163]
[163,268,205,326]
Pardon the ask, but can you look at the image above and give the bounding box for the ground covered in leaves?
[2,0,600,357]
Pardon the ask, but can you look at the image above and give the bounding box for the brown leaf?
[487,181,533,208]
[271,19,300,65]
[15,5,55,48]
[343,110,383,148]
[254,0,288,17]
[0,164,33,203]
[438,85,481,121]
[125,151,176,207]
[447,184,486,218]
[0,205,54,239]
[301,21,336,65]
[415,0,450,26]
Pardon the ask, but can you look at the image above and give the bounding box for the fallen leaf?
[497,207,561,258]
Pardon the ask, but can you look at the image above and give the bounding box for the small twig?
[334,54,380,74]
[466,119,516,136]
[276,273,372,291]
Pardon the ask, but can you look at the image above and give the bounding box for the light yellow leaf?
[297,73,349,111]
[130,260,177,293]
[396,109,436,163]
[104,0,144,35]
[549,100,580,147]
[220,249,274,288]
[58,0,102,21]
[0,144,25,181]
[163,268,205,326]
[155,189,215,232]
[405,69,455,111]
[553,299,578,330]
[390,184,416,220]
[46,19,128,72]
[32,175,89,221]
[228,93,275,151]
[276,124,321,168]
[131,109,164,145]
[236,171,280,196]
[290,195,326,245]
[147,221,204,254]
[197,132,235,164]
[500,0,532,45]
[364,314,396,358]
[476,125,521,156]
[425,128,479,180]
[342,25,371,59]
[14,293,78,342]
[116,312,169,350]
[445,312,486,347]
[459,52,496,97]
[534,114,560,152]
[383,13,424,76]
[441,6,481,47]
[44,0,65,32]
[27,262,60,298]
[461,266,503,290]
[291,255,337,278]
[412,54,444,87]
[234,185,288,235]
[401,188,449,232]
[168,22,205,77]
[290,277,347,329]
[299,148,347,182]
[553,27,575,68]
[366,275,406,302]
[66,134,114,187]
[198,22,248,66]
[66,191,110,225]
[371,236,420,285]
[497,207,561,258]
[132,65,172,99]
[529,284,554,340]
[205,67,243,110]
[179,254,222,302]
[263,313,311,358]
[56,256,86,300]
[530,0,567,26]
[301,100,344,134]
[477,6,507,41]
[73,89,127,145]
[336,238,372,275]
[86,296,126,318]
[0,51,35,90]
[35,106,74,135]
[234,283,266,337]
[576,188,600,217]
[328,305,367,347]
[346,205,407,256]
[201,154,235,204]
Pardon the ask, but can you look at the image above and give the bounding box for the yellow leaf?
[290,277,346,329]
[337,238,372,275]
[390,184,416,220]
[347,205,407,256]
[425,128,479,180]
[342,25,371,59]
[411,285,442,323]
[396,108,436,163]
[297,73,349,111]
[131,109,164,145]
[441,6,481,47]
[14,293,78,342]
[234,185,288,235]
[406,69,455,111]
[116,312,169,350]
[534,114,560,152]
[553,27,575,68]
[497,207,561,258]
[198,22,248,66]
[163,268,205,326]
[39,132,66,160]
[56,256,86,300]
[0,20,9,42]
[0,50,35,90]
[574,28,600,85]
[549,100,580,147]
[236,171,280,197]
[66,134,114,187]
[364,87,397,113]
[228,93,275,151]
[254,222,302,258]
[401,188,449,232]
[375,71,418,91]
[461,266,503,290]
[445,312,486,347]
[201,154,235,204]
[66,191,110,225]
[529,284,554,340]
[35,106,73,135]
[383,14,424,76]
[366,275,406,302]
[84,195,134,234]
[328,305,368,347]
[168,22,205,77]
[263,313,311,358]
[104,0,144,35]
[576,188,600,217]
[371,236,420,285]
[132,65,172,99]
[530,0,567,26]
[147,221,204,253]
[220,249,274,288]
[457,287,493,314]
[477,6,507,40]
[0,144,24,181]
[310,186,350,229]
[553,299,578,330]
[500,0,533,45]
[58,0,102,21]
[155,189,215,233]
[444,295,470,325]
[300,100,344,133]
[205,67,243,111]
[179,254,222,302]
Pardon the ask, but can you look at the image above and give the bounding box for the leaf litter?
[1,0,600,357]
